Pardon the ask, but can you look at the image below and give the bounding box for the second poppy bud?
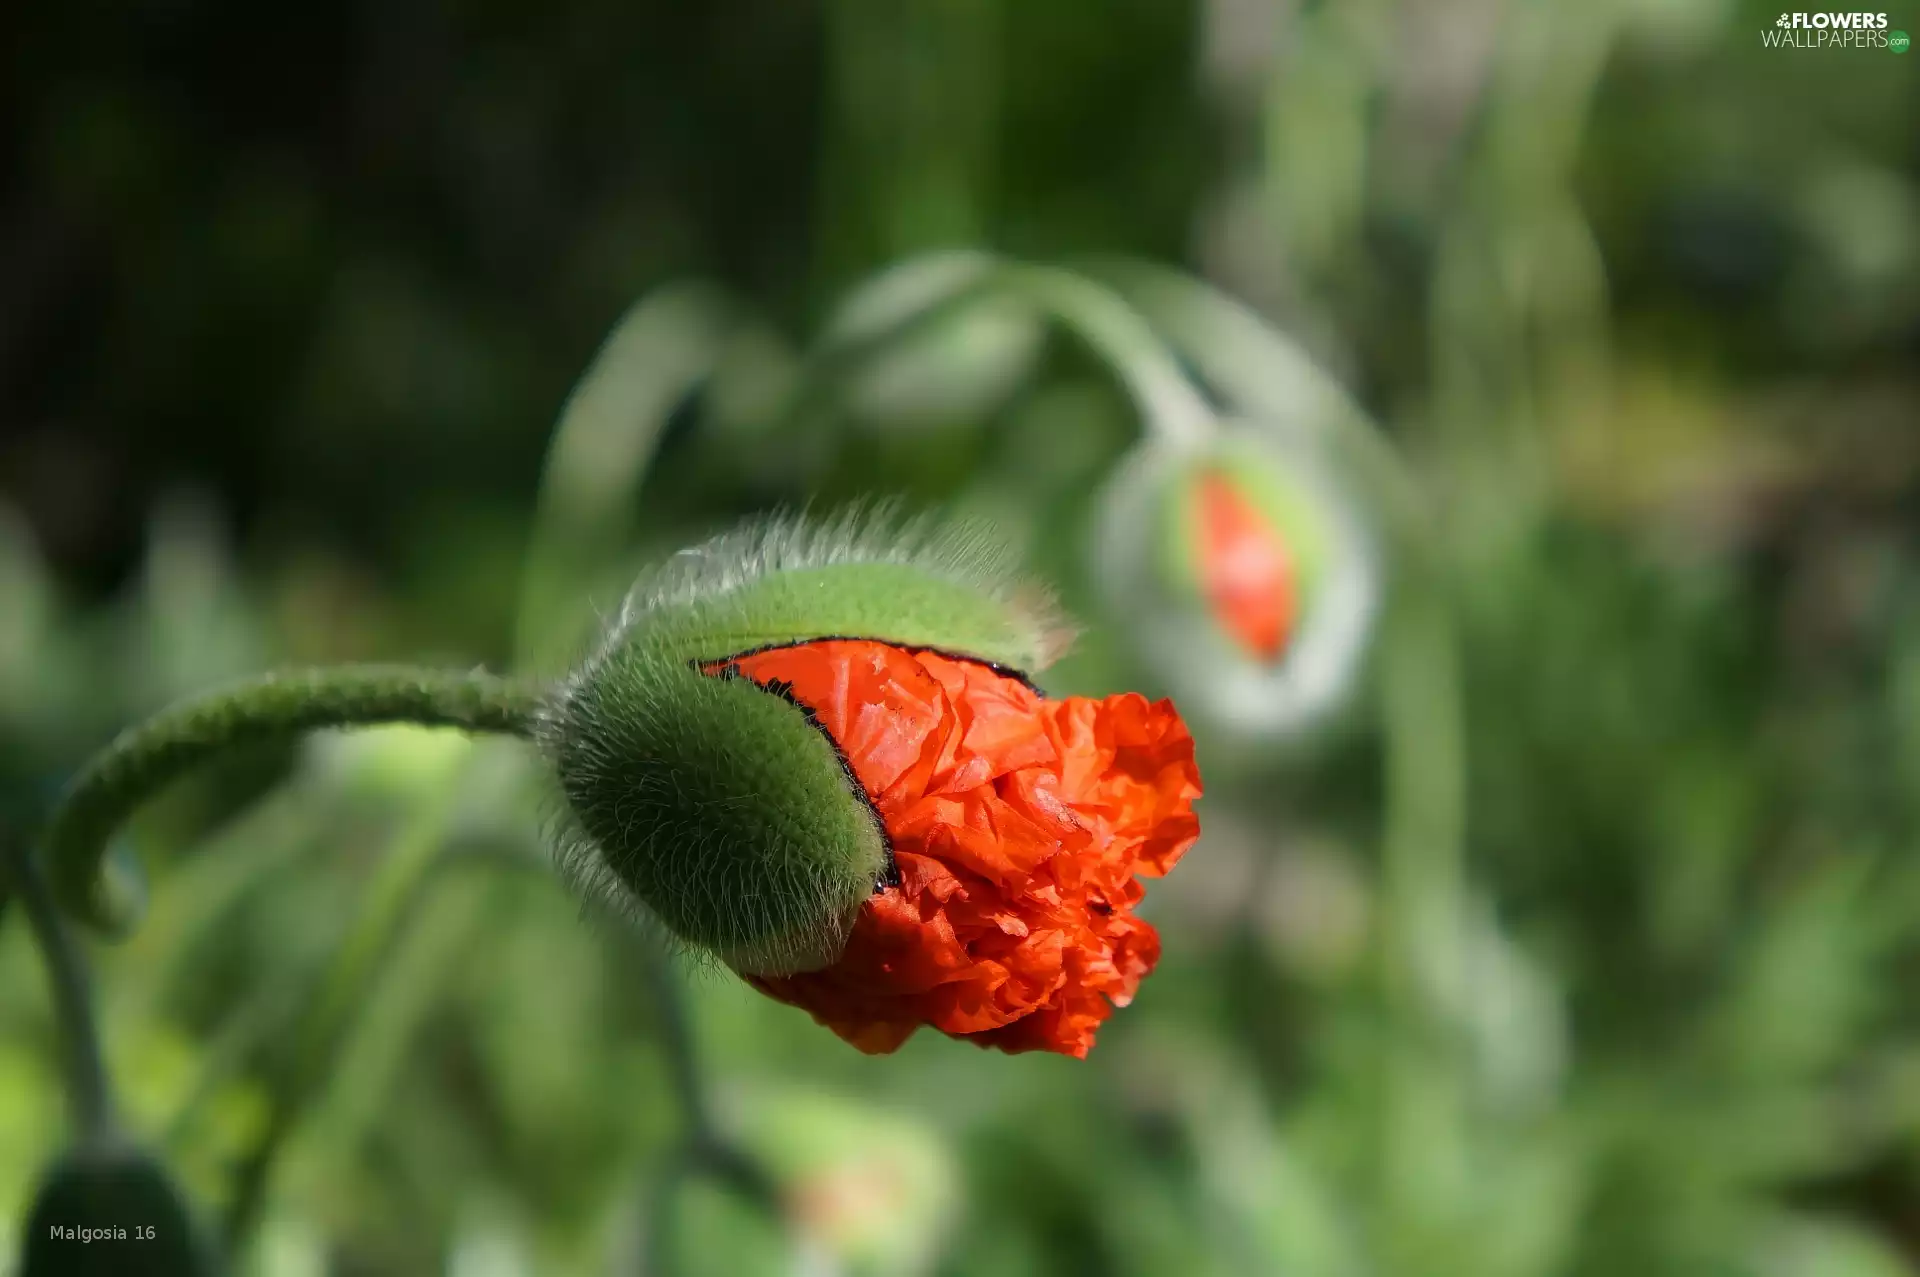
[1095,427,1379,737]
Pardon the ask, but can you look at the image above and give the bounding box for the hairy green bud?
[541,507,1067,975]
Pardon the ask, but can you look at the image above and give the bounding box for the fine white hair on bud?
[604,501,1073,670]
[537,504,1071,975]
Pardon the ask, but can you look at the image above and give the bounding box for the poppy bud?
[544,509,1203,1055]
[18,1142,218,1276]
[1095,428,1379,736]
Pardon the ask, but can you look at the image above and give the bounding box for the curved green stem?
[798,254,1217,453]
[2,832,116,1146]
[988,263,1217,449]
[1081,259,1424,523]
[45,664,550,932]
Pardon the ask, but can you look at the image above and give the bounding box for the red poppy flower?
[1195,469,1297,661]
[704,639,1202,1058]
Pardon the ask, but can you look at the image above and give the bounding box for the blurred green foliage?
[5,1,1920,1275]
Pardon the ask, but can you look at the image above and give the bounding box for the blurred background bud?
[1094,425,1380,737]
[17,1142,218,1276]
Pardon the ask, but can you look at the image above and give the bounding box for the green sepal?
[620,506,1066,672]
[550,639,887,974]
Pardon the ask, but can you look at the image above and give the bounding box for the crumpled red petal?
[1196,469,1296,661]
[709,640,1202,1058]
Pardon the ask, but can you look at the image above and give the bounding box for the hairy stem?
[45,664,549,932]
[2,831,116,1145]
